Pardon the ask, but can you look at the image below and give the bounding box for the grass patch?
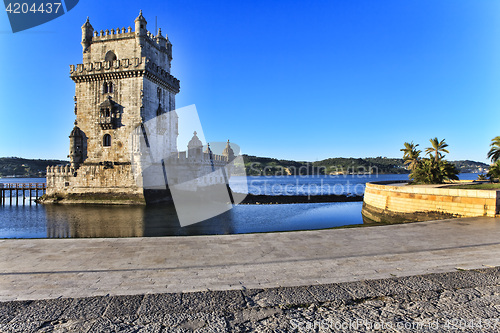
[443,183,500,190]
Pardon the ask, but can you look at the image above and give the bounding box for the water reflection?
[45,205,147,238]
[0,202,363,239]
[44,204,237,238]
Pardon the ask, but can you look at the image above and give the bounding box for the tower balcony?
[98,116,116,130]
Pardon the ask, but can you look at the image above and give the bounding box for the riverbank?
[240,193,363,204]
[1,267,498,332]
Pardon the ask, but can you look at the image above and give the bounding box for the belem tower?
[44,12,236,205]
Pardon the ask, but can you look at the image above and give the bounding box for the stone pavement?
[0,268,499,332]
[1,217,500,302]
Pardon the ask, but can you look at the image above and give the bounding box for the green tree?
[400,141,421,171]
[411,159,459,184]
[487,136,500,163]
[477,174,488,181]
[487,161,500,180]
[402,138,459,184]
[425,137,449,162]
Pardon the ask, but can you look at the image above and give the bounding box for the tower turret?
[69,125,85,169]
[81,17,93,53]
[157,28,167,49]
[187,131,203,159]
[134,10,147,37]
[222,140,235,162]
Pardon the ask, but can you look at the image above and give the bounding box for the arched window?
[104,51,117,62]
[102,82,108,93]
[103,134,111,147]
[108,82,113,93]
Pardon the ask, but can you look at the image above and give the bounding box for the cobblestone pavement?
[1,267,499,332]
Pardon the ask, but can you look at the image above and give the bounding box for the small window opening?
[105,51,117,62]
[103,134,111,147]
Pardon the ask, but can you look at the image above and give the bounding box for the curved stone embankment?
[362,181,500,223]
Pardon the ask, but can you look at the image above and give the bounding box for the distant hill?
[243,155,489,176]
[0,156,489,178]
[0,157,67,178]
[450,160,489,173]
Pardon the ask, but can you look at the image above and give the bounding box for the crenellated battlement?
[81,11,172,63]
[91,27,170,51]
[46,165,75,176]
[93,27,134,39]
[69,56,180,92]
[175,151,229,165]
[70,57,145,75]
[144,59,180,92]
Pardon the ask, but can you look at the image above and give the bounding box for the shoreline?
[240,193,363,204]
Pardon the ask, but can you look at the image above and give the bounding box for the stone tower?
[46,11,180,204]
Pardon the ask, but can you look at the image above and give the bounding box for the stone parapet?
[93,29,135,40]
[70,57,180,92]
[44,164,146,204]
[362,181,500,223]
[144,60,180,93]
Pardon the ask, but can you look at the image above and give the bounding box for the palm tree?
[487,160,500,180]
[400,142,421,171]
[425,137,449,162]
[487,136,500,163]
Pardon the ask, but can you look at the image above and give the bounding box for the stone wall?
[362,181,500,223]
[44,150,230,205]
[45,164,146,204]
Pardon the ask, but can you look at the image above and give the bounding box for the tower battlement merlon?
[92,28,135,40]
[69,56,180,93]
[81,12,173,65]
[70,57,146,75]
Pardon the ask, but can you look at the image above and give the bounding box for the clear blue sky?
[1,0,499,163]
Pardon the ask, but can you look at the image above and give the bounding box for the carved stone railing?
[70,57,145,76]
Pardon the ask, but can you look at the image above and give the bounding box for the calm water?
[0,173,479,238]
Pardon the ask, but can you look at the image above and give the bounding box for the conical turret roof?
[223,140,234,157]
[135,10,147,23]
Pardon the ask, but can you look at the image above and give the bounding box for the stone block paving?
[0,267,499,332]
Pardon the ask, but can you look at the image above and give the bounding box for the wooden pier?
[0,183,46,206]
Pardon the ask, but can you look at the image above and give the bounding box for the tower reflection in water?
[44,204,235,238]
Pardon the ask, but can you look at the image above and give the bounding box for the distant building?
[45,12,234,204]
